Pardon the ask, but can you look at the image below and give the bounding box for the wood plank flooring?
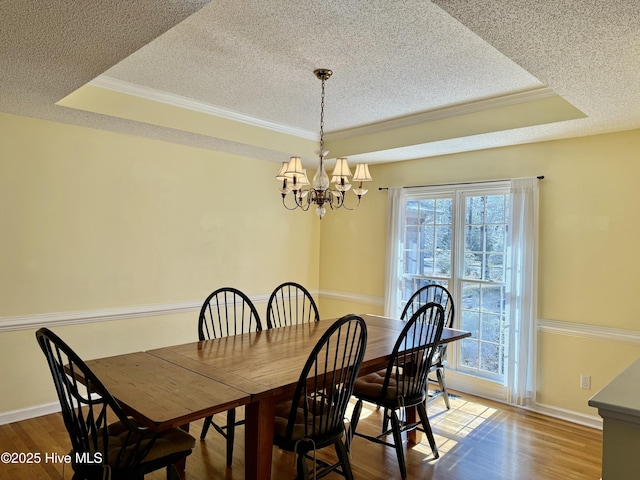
[0,392,602,479]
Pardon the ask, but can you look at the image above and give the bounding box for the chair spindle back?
[266,282,319,329]
[198,287,262,340]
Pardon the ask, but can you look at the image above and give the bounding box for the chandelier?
[276,69,372,219]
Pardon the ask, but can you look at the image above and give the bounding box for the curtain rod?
[378,175,544,191]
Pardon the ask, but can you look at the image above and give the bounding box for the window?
[397,185,510,381]
[386,179,538,404]
[459,192,509,380]
[401,197,452,302]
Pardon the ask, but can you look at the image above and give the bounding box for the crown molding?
[88,77,557,147]
[325,86,558,141]
[89,75,317,140]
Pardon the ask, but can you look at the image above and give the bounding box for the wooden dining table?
[85,314,470,480]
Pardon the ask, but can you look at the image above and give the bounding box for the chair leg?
[389,410,408,480]
[347,398,363,452]
[417,402,439,459]
[382,407,390,433]
[335,439,355,480]
[436,367,450,410]
[200,415,213,440]
[296,451,310,480]
[166,464,181,480]
[225,408,236,467]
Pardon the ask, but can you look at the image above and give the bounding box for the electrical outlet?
[580,374,591,390]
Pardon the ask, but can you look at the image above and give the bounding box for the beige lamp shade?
[353,163,372,182]
[276,162,289,180]
[331,158,352,177]
[285,156,305,177]
[296,169,310,186]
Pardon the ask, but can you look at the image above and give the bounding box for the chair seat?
[353,370,425,406]
[274,397,342,450]
[79,420,195,470]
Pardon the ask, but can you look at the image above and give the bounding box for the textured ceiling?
[1,1,639,165]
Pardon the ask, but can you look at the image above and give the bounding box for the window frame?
[395,181,511,384]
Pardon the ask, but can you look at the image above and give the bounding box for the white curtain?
[383,187,405,317]
[506,177,539,406]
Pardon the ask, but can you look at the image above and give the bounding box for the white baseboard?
[443,371,603,430]
[0,396,602,435]
[0,402,60,426]
[533,402,602,430]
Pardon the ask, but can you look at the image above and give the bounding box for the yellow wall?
[0,112,319,413]
[320,128,640,417]
[3,108,640,421]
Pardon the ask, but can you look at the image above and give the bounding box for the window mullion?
[450,190,466,370]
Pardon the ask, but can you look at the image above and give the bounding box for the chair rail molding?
[318,289,385,307]
[537,318,640,344]
[0,294,272,332]
[4,295,639,342]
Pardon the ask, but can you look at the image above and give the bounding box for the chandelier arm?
[335,191,363,211]
[297,190,312,211]
[281,194,301,211]
[276,69,370,218]
[327,190,340,210]
[299,200,311,211]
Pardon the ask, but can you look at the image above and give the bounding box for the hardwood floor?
[0,392,602,479]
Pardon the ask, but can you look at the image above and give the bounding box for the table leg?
[406,406,422,444]
[245,396,275,480]
[174,423,190,480]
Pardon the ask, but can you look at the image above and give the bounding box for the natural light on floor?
[345,390,498,462]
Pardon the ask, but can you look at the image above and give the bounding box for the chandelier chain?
[276,68,371,218]
[319,76,325,157]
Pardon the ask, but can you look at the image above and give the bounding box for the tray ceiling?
[2,1,638,165]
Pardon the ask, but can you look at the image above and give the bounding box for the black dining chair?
[273,314,367,480]
[197,287,262,467]
[266,282,320,329]
[36,327,195,480]
[401,284,455,409]
[349,303,445,479]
